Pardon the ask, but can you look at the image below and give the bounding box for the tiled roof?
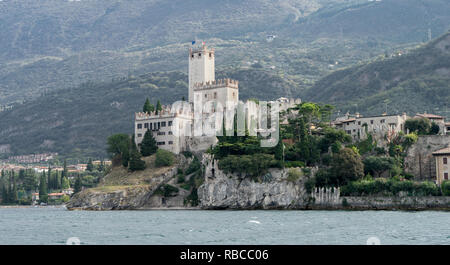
[432,147,450,155]
[416,113,444,119]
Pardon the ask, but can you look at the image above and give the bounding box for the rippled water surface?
[0,207,449,245]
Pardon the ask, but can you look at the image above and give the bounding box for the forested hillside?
[304,32,450,117]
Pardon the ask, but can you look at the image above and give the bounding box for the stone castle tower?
[188,44,215,102]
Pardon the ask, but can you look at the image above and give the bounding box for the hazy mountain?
[303,31,450,118]
[2,0,450,105]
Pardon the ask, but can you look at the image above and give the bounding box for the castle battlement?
[135,104,193,121]
[189,45,215,56]
[193,78,239,90]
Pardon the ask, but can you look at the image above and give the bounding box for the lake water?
[0,207,449,245]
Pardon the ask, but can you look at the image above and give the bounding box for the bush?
[341,178,440,196]
[304,178,315,193]
[441,181,450,196]
[155,149,175,167]
[177,175,185,183]
[185,157,201,175]
[218,153,277,177]
[284,161,305,168]
[287,168,303,182]
[155,184,179,197]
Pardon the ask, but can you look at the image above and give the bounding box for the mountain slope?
[2,0,450,105]
[303,31,450,117]
[0,68,298,158]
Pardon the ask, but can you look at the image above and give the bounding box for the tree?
[429,122,440,135]
[330,148,364,185]
[61,176,70,189]
[128,135,146,171]
[155,149,175,167]
[143,98,155,113]
[405,118,431,135]
[363,156,396,178]
[106,133,131,167]
[86,158,94,172]
[156,100,162,114]
[74,175,82,194]
[1,180,8,204]
[11,172,18,203]
[140,129,158,156]
[39,171,48,203]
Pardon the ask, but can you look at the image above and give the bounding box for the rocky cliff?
[67,155,194,210]
[197,154,313,209]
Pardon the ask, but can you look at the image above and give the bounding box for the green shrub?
[155,149,175,167]
[442,181,450,196]
[304,178,315,193]
[287,168,303,182]
[185,157,201,175]
[218,153,277,177]
[177,175,185,183]
[341,178,440,196]
[284,161,305,168]
[156,184,179,197]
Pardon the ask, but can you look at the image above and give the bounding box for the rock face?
[197,154,311,209]
[66,186,152,210]
[67,155,193,210]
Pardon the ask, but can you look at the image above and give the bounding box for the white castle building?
[135,44,300,154]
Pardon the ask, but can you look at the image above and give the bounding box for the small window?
[358,121,361,125]
[168,121,173,126]
[370,120,374,124]
[161,121,166,127]
[137,134,142,137]
[144,123,149,129]
[445,173,449,180]
[205,94,207,98]
[209,53,212,58]
[137,123,142,129]
[191,54,194,58]
[168,141,173,145]
[198,53,201,57]
[168,131,173,135]
[444,157,448,165]
[214,92,217,99]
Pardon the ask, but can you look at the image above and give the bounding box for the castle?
[134,44,301,154]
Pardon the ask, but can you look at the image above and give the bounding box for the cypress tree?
[129,135,146,171]
[39,171,48,203]
[1,181,8,204]
[156,100,162,114]
[140,129,158,157]
[11,172,18,203]
[143,98,155,113]
[86,158,94,172]
[74,175,82,194]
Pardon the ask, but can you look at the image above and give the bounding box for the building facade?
[333,112,408,142]
[432,147,450,185]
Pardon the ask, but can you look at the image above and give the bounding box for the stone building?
[404,135,450,182]
[135,105,193,154]
[414,113,447,135]
[333,112,408,142]
[432,146,450,185]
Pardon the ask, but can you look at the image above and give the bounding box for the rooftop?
[416,113,444,119]
[432,147,450,155]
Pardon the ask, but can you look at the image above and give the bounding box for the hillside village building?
[333,112,409,142]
